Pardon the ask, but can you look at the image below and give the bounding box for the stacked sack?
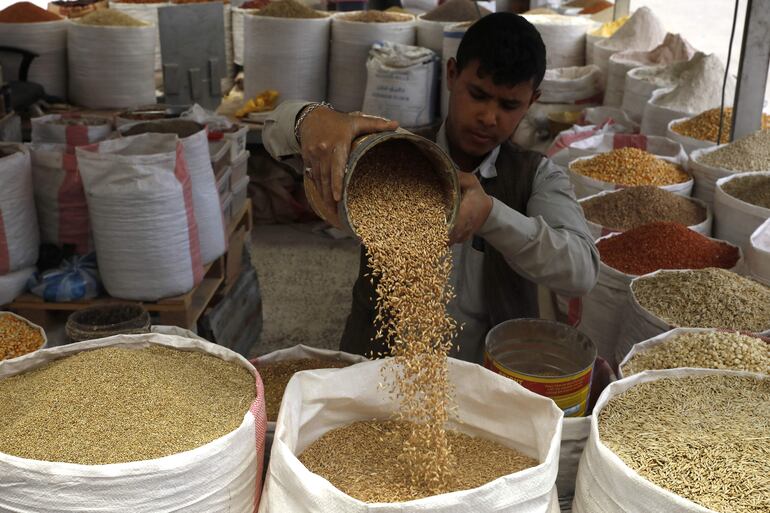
[524,14,594,69]
[0,144,39,305]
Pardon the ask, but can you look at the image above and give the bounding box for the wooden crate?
[9,203,253,332]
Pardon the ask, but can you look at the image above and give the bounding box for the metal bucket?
[484,318,597,417]
[304,129,460,236]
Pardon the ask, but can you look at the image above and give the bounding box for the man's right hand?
[299,106,399,216]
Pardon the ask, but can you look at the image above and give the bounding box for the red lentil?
[597,222,740,275]
[0,2,62,22]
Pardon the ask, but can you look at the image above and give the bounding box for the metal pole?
[731,0,770,140]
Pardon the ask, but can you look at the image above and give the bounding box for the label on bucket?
[484,353,593,417]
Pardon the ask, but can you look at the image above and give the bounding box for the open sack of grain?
[562,226,741,368]
[668,108,770,155]
[566,133,686,164]
[259,357,563,513]
[250,345,368,467]
[31,114,113,145]
[0,144,40,279]
[618,327,770,379]
[0,333,266,512]
[615,268,770,367]
[76,133,204,300]
[713,172,770,252]
[747,218,770,286]
[572,368,768,513]
[567,147,692,199]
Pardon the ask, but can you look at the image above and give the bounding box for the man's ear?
[530,89,541,106]
[446,58,459,92]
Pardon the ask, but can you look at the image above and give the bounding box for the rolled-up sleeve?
[477,158,599,296]
[262,100,311,160]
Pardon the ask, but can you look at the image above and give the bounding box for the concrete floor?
[247,222,360,358]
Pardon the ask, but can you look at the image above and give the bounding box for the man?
[263,12,599,363]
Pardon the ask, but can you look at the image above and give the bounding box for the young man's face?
[445,58,539,160]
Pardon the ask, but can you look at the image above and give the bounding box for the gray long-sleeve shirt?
[263,101,599,362]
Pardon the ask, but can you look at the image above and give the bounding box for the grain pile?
[597,222,739,275]
[345,140,458,494]
[697,129,770,171]
[0,345,255,464]
[259,358,351,421]
[422,0,489,22]
[0,315,45,361]
[599,375,770,513]
[671,108,770,144]
[571,148,690,186]
[621,331,770,376]
[722,174,770,209]
[299,420,537,503]
[0,2,62,22]
[341,10,410,22]
[78,9,147,25]
[632,268,770,332]
[255,0,326,18]
[581,186,706,231]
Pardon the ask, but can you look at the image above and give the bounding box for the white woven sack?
[252,344,368,464]
[118,120,227,264]
[615,268,764,367]
[747,218,770,286]
[523,15,592,69]
[666,116,716,155]
[416,14,454,55]
[0,144,39,276]
[30,143,92,254]
[76,133,204,300]
[713,172,770,252]
[440,22,469,119]
[0,267,35,306]
[585,32,605,66]
[244,13,331,103]
[567,133,686,163]
[110,1,167,73]
[572,368,766,513]
[68,23,156,109]
[557,417,591,511]
[640,87,690,137]
[616,327,744,379]
[0,20,68,100]
[31,114,113,145]
[0,333,266,513]
[329,12,416,113]
[621,65,666,123]
[539,65,602,105]
[567,154,692,200]
[604,55,644,107]
[232,6,257,65]
[362,43,438,127]
[688,145,764,205]
[258,357,563,513]
[579,189,713,240]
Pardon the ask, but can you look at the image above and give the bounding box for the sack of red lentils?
[0,333,266,512]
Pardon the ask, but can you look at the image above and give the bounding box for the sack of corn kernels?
[0,144,40,276]
[572,368,768,513]
[567,133,686,164]
[30,143,93,254]
[76,133,204,300]
[31,114,113,145]
[259,357,563,513]
[713,172,770,253]
[0,332,266,512]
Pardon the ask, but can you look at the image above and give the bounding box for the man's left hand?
[449,172,494,245]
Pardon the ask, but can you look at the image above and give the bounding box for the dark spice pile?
[581,186,707,232]
[255,0,326,18]
[597,222,740,275]
[422,0,489,22]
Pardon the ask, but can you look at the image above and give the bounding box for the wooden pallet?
[9,203,253,331]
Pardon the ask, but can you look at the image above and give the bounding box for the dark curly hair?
[455,12,546,89]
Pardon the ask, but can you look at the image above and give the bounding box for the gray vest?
[339,141,543,358]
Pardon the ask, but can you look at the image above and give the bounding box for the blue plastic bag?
[29,253,101,302]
